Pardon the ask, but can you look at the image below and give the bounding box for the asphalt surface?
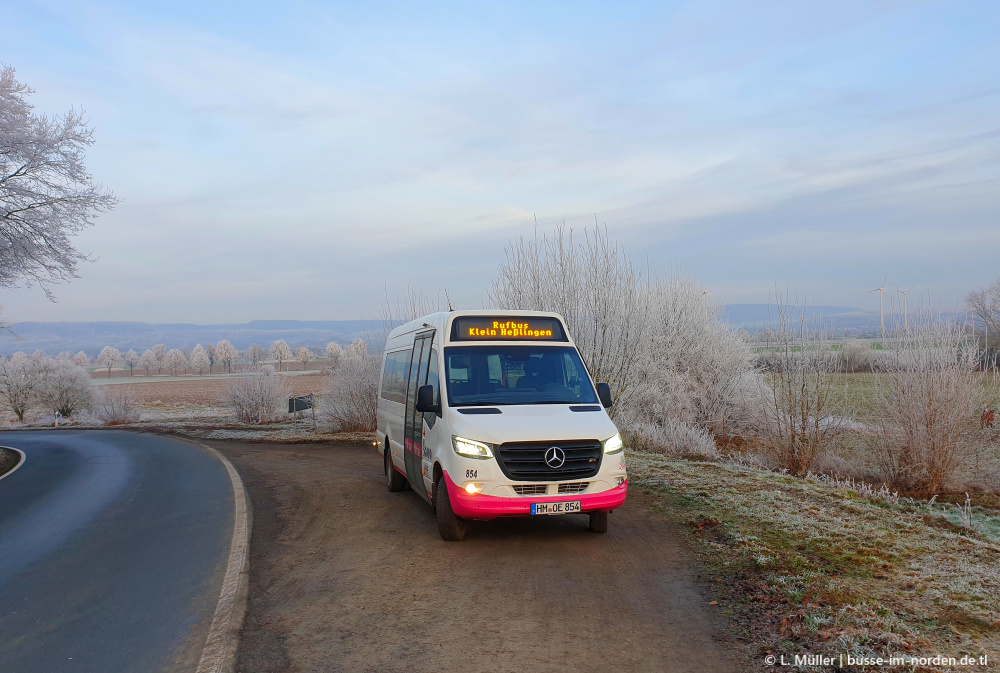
[0,431,235,673]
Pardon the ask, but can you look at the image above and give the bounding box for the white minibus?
[375,310,627,540]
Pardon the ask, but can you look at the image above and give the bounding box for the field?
[90,372,327,406]
[628,450,1000,670]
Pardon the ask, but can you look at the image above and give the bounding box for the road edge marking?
[0,446,26,483]
[193,442,251,673]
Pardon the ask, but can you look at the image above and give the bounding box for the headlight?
[452,436,494,459]
[603,432,624,454]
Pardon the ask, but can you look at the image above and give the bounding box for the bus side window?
[424,350,439,428]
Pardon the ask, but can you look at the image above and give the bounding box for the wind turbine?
[868,274,889,337]
[894,285,914,330]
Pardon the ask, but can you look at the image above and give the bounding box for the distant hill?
[0,320,382,356]
[722,304,883,335]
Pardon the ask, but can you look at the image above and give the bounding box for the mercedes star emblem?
[544,446,566,469]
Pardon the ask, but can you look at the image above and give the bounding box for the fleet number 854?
[466,469,478,479]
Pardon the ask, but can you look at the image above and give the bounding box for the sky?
[3,0,999,323]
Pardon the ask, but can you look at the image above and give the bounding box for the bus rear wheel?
[589,511,608,533]
[435,474,467,541]
[385,444,407,492]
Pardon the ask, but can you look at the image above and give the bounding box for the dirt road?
[212,441,740,673]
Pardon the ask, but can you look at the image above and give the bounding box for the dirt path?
[211,441,741,673]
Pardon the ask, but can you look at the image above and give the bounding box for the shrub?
[754,302,845,476]
[97,385,143,425]
[840,339,872,373]
[225,364,290,424]
[321,354,380,432]
[629,418,718,458]
[868,321,983,496]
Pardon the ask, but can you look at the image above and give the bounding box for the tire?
[435,474,467,541]
[589,510,608,534]
[385,443,407,492]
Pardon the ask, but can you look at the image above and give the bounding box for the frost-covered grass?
[628,449,1000,670]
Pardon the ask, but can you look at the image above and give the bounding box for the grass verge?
[628,449,1000,672]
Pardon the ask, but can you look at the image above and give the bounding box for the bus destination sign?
[451,316,567,341]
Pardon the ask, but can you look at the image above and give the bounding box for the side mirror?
[597,382,613,409]
[415,384,440,414]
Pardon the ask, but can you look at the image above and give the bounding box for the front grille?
[513,484,548,495]
[558,482,589,494]
[495,440,602,482]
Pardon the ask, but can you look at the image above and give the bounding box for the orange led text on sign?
[466,321,554,338]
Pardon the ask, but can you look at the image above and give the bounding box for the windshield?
[444,345,598,406]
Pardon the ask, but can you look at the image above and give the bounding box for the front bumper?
[443,471,627,520]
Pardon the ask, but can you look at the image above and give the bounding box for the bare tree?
[215,340,238,373]
[966,276,1000,352]
[295,346,313,371]
[0,65,119,300]
[164,348,188,376]
[869,320,984,496]
[270,339,292,371]
[205,343,217,371]
[245,343,267,366]
[489,222,648,410]
[225,364,291,424]
[0,352,40,421]
[96,345,122,377]
[190,344,210,375]
[123,349,139,376]
[151,343,167,374]
[840,338,872,373]
[138,349,157,376]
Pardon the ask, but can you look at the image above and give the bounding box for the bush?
[868,321,983,496]
[225,364,290,424]
[839,339,872,373]
[753,302,845,476]
[321,354,380,432]
[629,418,718,458]
[97,385,143,425]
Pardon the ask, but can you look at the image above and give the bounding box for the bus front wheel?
[385,445,407,492]
[589,511,608,534]
[435,475,467,541]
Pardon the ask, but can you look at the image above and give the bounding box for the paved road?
[0,431,235,673]
[216,441,739,673]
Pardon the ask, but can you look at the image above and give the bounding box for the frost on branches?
[0,65,118,299]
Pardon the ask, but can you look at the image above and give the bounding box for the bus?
[375,310,627,540]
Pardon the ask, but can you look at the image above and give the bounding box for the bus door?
[404,331,434,502]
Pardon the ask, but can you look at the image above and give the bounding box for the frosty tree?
[152,344,167,374]
[164,349,188,376]
[295,346,313,370]
[72,351,91,367]
[190,344,210,375]
[245,343,268,366]
[138,349,157,376]
[123,349,139,376]
[346,338,367,358]
[215,340,238,373]
[0,65,118,304]
[324,342,343,368]
[96,345,122,377]
[270,340,292,371]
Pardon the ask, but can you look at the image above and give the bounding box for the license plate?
[531,500,582,515]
